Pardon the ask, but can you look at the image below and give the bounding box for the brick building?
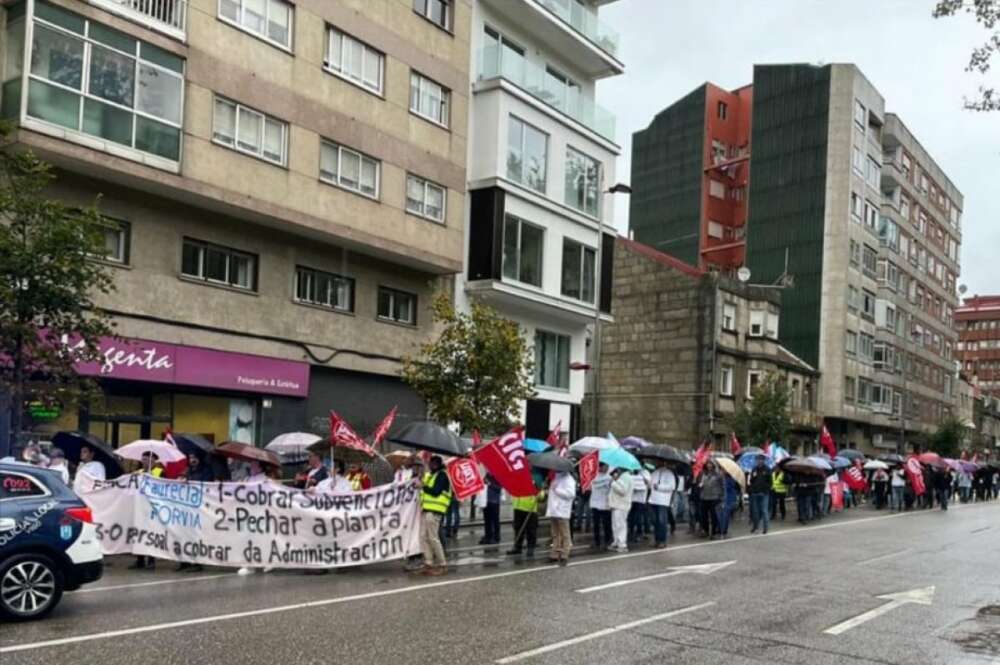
[956,295,1000,399]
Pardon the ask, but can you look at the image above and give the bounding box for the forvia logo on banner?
[66,334,310,398]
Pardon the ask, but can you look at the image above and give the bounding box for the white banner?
[77,473,422,569]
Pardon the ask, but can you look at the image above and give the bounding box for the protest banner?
[446,457,485,501]
[76,473,421,569]
[473,427,536,497]
[578,450,599,492]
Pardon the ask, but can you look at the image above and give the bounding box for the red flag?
[546,421,563,449]
[446,457,485,501]
[844,466,867,492]
[472,427,537,497]
[730,432,742,456]
[369,406,397,448]
[819,425,837,458]
[905,457,926,496]
[692,442,712,478]
[329,411,376,457]
[578,450,599,491]
[161,428,187,479]
[471,430,483,449]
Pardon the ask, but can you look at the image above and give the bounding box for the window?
[213,97,287,166]
[561,238,596,303]
[219,0,293,49]
[413,0,451,31]
[747,370,762,399]
[709,180,726,199]
[862,244,877,277]
[854,100,866,128]
[852,145,864,174]
[181,238,257,291]
[708,221,725,239]
[565,147,600,217]
[846,330,857,356]
[859,332,875,362]
[325,27,383,94]
[866,157,881,189]
[844,377,856,403]
[720,365,734,397]
[544,66,582,114]
[377,287,416,325]
[502,215,544,287]
[861,289,876,320]
[848,285,860,314]
[718,101,728,120]
[23,4,184,162]
[749,310,765,336]
[765,311,778,338]
[919,172,929,195]
[409,71,449,127]
[405,175,446,223]
[320,141,379,198]
[851,192,862,219]
[864,201,878,230]
[507,116,548,193]
[294,267,353,312]
[722,303,736,331]
[849,240,860,267]
[483,26,525,79]
[901,195,911,221]
[0,471,47,499]
[857,378,873,406]
[99,219,130,265]
[535,330,569,390]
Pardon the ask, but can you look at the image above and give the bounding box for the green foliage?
[0,123,116,442]
[727,372,792,447]
[928,415,968,457]
[934,0,1000,111]
[401,293,535,436]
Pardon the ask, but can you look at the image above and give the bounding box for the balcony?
[88,0,187,41]
[476,46,616,142]
[533,0,620,60]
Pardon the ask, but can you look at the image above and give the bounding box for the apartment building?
[0,0,471,446]
[956,295,1000,399]
[458,0,624,439]
[630,64,963,453]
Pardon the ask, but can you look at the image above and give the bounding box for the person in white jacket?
[608,468,633,553]
[648,465,677,548]
[546,471,577,565]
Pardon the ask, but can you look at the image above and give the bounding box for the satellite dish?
[737,267,751,283]
[959,284,968,295]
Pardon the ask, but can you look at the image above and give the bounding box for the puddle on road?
[949,605,1000,658]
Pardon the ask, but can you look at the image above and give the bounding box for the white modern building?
[458,0,625,439]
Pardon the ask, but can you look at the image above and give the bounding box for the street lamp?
[591,182,632,436]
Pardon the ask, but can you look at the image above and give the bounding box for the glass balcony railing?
[477,46,617,142]
[533,0,620,59]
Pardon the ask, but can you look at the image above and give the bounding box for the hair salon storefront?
[46,336,310,448]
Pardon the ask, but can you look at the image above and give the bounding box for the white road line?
[823,586,935,635]
[3,502,995,654]
[494,602,716,663]
[576,569,686,594]
[857,548,913,565]
[69,574,234,594]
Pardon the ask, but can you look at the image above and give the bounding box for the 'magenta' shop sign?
[68,335,310,398]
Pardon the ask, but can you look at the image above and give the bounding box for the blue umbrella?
[738,452,774,472]
[523,438,551,453]
[600,447,641,471]
[831,456,851,469]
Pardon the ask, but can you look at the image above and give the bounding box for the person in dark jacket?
[182,453,214,482]
[698,462,724,539]
[748,457,772,535]
[479,473,502,545]
[934,469,952,511]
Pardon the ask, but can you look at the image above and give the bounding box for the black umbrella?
[779,456,826,477]
[172,433,215,458]
[839,449,866,462]
[878,453,906,466]
[635,444,688,465]
[389,422,469,457]
[51,431,123,478]
[527,452,575,473]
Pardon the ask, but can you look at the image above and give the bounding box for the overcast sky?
[598,0,998,297]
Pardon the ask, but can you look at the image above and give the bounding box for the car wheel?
[0,554,65,622]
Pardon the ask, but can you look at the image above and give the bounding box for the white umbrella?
[265,432,322,455]
[117,439,186,464]
[570,436,619,452]
[863,460,890,471]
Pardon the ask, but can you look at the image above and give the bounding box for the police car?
[0,461,103,621]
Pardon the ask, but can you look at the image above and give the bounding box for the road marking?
[823,586,935,635]
[70,574,234,594]
[575,561,735,594]
[857,548,912,565]
[495,602,715,663]
[971,526,992,534]
[3,503,993,653]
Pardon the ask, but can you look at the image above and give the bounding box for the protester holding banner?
[589,462,612,551]
[648,464,676,549]
[546,470,576,565]
[507,490,541,557]
[479,474,502,546]
[77,444,106,482]
[416,456,451,576]
[181,453,213,483]
[314,460,352,494]
[608,467,632,553]
[627,469,649,544]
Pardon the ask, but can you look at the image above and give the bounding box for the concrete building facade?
[459,0,624,439]
[1,0,472,446]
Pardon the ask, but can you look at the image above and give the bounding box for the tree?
[401,293,535,436]
[928,415,968,457]
[727,372,792,447]
[0,124,117,454]
[934,0,1000,111]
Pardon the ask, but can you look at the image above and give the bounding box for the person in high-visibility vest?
[506,488,543,557]
[416,455,451,576]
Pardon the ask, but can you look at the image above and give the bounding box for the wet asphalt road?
[2,500,1000,665]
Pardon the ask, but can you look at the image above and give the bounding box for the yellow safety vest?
[772,471,788,494]
[421,472,452,514]
[512,491,543,514]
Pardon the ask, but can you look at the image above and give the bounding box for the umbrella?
[265,432,322,455]
[715,457,746,491]
[711,451,734,460]
[599,447,641,472]
[620,436,651,451]
[570,436,619,452]
[917,452,947,469]
[117,439,186,464]
[389,422,469,457]
[634,444,688,466]
[780,457,827,477]
[385,450,416,469]
[838,449,866,462]
[807,455,833,471]
[735,446,766,459]
[738,453,773,472]
[362,455,395,486]
[216,441,281,468]
[960,461,979,474]
[307,440,375,465]
[878,453,906,466]
[527,452,575,473]
[51,431,123,477]
[863,460,890,471]
[171,433,215,459]
[831,456,852,470]
[523,438,552,453]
